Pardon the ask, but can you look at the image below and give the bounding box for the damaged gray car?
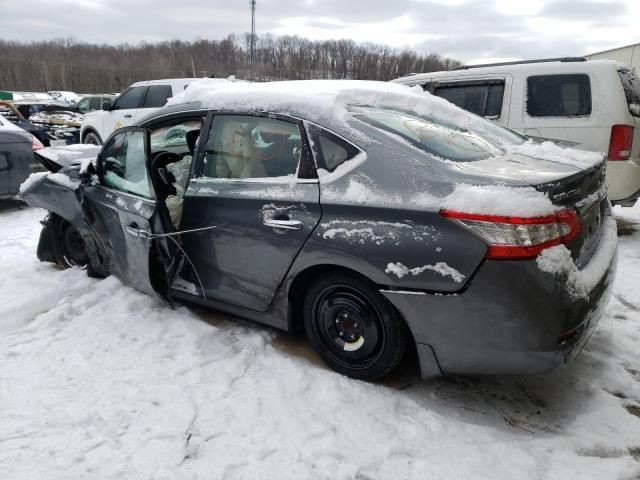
[20,81,617,381]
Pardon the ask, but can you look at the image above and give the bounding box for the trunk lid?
[457,148,608,266]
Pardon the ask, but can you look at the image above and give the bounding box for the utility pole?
[250,0,256,81]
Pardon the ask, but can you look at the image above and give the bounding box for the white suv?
[80,78,197,145]
[392,58,640,206]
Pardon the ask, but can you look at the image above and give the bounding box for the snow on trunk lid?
[535,160,608,265]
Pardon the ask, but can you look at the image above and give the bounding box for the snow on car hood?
[35,144,101,171]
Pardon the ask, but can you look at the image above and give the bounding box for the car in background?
[47,91,83,107]
[7,101,81,146]
[21,80,616,381]
[75,95,116,114]
[0,114,43,197]
[80,78,198,145]
[0,101,50,146]
[392,57,640,206]
[28,109,83,145]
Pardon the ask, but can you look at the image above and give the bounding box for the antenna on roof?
[250,0,256,81]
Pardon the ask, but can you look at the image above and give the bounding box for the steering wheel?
[104,157,125,177]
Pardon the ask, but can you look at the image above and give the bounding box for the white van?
[80,78,198,145]
[392,58,640,206]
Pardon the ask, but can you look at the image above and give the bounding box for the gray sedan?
[20,81,617,380]
[0,115,40,198]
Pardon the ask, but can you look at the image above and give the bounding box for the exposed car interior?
[204,115,303,180]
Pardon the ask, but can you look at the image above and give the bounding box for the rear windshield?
[618,68,640,117]
[353,106,524,162]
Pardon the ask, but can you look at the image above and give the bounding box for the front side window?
[112,86,146,110]
[434,81,505,117]
[204,115,303,179]
[100,130,151,198]
[143,85,173,108]
[89,97,102,110]
[527,74,591,117]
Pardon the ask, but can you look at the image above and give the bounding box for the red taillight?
[441,209,581,260]
[608,125,633,161]
[31,135,44,151]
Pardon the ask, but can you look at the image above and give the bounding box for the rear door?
[81,127,174,301]
[179,112,321,312]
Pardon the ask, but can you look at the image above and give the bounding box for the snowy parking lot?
[1,201,639,480]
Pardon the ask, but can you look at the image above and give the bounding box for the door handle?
[123,114,133,119]
[263,218,303,230]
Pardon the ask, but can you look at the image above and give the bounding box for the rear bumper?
[382,223,618,378]
[607,160,640,205]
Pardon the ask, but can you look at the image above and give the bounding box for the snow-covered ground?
[1,200,639,480]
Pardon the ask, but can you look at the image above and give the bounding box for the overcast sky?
[1,0,637,64]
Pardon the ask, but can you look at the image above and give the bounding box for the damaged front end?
[19,146,109,277]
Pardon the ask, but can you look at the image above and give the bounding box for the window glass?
[100,130,151,198]
[143,85,173,108]
[112,86,146,110]
[204,115,302,179]
[316,133,359,171]
[618,69,640,117]
[150,119,202,156]
[89,97,101,110]
[354,107,507,162]
[526,74,591,117]
[434,81,505,117]
[76,98,90,112]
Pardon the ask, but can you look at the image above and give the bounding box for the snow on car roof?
[168,78,604,169]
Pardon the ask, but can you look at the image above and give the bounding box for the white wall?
[586,44,640,70]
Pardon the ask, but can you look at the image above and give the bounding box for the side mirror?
[101,101,112,111]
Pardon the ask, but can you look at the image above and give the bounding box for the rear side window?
[312,131,360,172]
[143,85,173,108]
[618,69,640,117]
[527,74,591,117]
[113,86,146,110]
[434,80,505,117]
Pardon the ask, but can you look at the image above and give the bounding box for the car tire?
[303,271,409,381]
[83,132,102,145]
[50,214,89,270]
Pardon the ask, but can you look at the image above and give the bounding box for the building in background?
[586,43,640,70]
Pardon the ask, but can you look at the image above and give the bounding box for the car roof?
[130,78,200,88]
[392,58,628,84]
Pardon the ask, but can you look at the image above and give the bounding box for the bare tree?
[0,35,461,93]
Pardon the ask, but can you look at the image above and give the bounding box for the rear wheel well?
[288,264,402,331]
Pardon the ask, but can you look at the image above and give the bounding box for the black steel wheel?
[51,215,89,269]
[83,132,102,145]
[303,272,409,380]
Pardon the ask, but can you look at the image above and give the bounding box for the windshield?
[618,68,640,117]
[353,106,525,162]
